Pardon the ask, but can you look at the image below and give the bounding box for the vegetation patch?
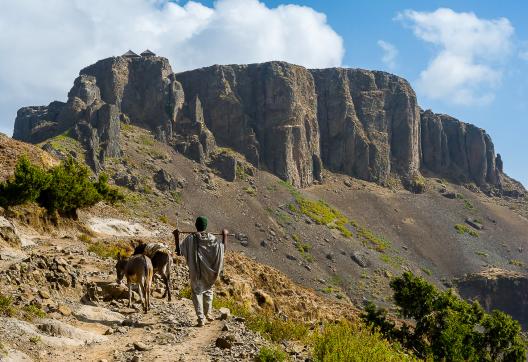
[295,240,314,262]
[363,272,526,361]
[509,259,524,267]
[244,186,257,197]
[279,180,392,251]
[463,199,475,210]
[0,156,123,217]
[312,321,417,362]
[87,240,130,260]
[212,296,310,343]
[256,345,288,362]
[0,294,46,320]
[454,223,479,237]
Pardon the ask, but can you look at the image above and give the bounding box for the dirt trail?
[0,217,269,362]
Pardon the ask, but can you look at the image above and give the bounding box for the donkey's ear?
[117,253,122,260]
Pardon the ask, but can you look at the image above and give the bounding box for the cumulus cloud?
[397,8,514,105]
[377,40,398,70]
[0,0,344,134]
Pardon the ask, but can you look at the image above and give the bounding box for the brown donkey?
[115,254,153,313]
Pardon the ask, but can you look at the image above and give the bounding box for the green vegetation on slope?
[279,181,390,251]
[0,156,123,217]
[454,223,479,237]
[363,272,526,361]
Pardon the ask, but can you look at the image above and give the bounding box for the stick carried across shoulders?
[173,229,231,255]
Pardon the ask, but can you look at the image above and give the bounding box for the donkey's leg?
[165,265,172,302]
[145,276,151,312]
[128,281,132,308]
[138,281,146,313]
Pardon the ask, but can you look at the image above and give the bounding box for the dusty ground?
[0,213,351,361]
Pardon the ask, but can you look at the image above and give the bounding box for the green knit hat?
[195,216,208,231]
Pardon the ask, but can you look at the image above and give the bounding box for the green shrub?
[0,156,50,207]
[256,345,288,362]
[213,296,310,342]
[0,157,122,217]
[454,224,479,237]
[312,321,417,361]
[22,304,46,320]
[362,272,526,361]
[0,294,16,317]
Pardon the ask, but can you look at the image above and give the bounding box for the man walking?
[174,216,227,327]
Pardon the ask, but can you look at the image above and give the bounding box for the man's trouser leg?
[203,288,213,318]
[191,290,205,323]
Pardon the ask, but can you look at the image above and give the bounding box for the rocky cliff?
[12,53,524,194]
[457,269,528,329]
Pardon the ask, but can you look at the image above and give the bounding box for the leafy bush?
[312,321,417,361]
[0,156,123,217]
[256,346,288,362]
[38,157,103,217]
[0,156,50,207]
[362,272,526,361]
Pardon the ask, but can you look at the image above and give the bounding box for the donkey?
[115,254,153,313]
[133,242,172,301]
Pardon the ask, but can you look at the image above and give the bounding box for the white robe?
[180,232,224,294]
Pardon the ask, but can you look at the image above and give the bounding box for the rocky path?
[0,218,269,362]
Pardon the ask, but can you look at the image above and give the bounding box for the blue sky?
[0,0,526,186]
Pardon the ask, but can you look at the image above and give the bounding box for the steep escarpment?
[176,62,322,187]
[310,68,420,184]
[12,53,524,194]
[421,110,499,187]
[14,55,184,170]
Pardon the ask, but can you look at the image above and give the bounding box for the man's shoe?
[205,314,214,322]
[196,319,205,327]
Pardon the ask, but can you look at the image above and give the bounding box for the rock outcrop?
[12,54,524,193]
[421,110,499,187]
[311,68,420,184]
[176,62,322,187]
[457,268,528,329]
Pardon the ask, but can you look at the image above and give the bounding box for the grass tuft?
[88,240,130,259]
[454,224,479,237]
[256,345,288,362]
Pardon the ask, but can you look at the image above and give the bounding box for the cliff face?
[12,54,524,193]
[176,62,321,187]
[421,110,500,188]
[311,68,420,184]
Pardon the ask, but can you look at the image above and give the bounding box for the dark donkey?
[115,254,153,313]
[133,242,172,301]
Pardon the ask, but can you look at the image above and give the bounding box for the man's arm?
[222,229,228,251]
[173,229,181,256]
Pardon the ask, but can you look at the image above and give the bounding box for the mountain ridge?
[12,53,525,197]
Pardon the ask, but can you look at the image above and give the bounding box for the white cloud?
[377,40,398,70]
[0,0,344,135]
[397,8,514,105]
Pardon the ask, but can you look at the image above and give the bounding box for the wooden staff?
[172,229,232,256]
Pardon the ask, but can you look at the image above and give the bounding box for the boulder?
[73,305,125,324]
[209,152,237,182]
[37,319,107,344]
[351,251,370,268]
[153,169,179,191]
[0,217,21,247]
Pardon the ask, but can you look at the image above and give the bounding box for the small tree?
[1,156,123,218]
[38,157,102,217]
[0,155,50,207]
[362,272,526,361]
